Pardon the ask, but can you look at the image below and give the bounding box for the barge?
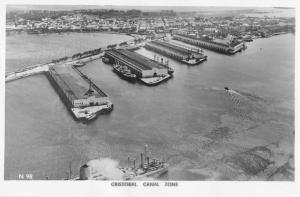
[145,40,207,65]
[173,31,245,54]
[46,64,113,122]
[104,49,173,86]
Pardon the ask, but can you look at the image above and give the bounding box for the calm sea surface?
[5,32,294,180]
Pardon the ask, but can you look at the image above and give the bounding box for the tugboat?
[71,145,168,180]
[113,62,137,82]
[167,67,174,75]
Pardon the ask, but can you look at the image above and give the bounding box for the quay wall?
[45,68,75,109]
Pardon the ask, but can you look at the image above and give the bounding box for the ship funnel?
[140,153,144,168]
[147,157,150,167]
[144,144,148,159]
[80,164,92,180]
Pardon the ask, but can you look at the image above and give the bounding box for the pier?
[5,48,112,122]
[46,63,113,121]
[173,32,245,54]
[104,49,173,85]
[144,40,207,65]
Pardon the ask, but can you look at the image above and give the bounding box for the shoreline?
[6,30,136,38]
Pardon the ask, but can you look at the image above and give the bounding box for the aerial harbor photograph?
[4,5,295,181]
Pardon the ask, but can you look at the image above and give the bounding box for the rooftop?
[51,64,106,100]
[110,49,166,70]
[152,40,191,55]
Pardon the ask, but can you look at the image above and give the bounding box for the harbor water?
[5,32,294,180]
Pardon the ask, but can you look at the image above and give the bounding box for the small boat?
[167,67,174,75]
[102,57,110,64]
[73,62,85,67]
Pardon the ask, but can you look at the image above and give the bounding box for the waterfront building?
[144,40,207,65]
[173,30,245,54]
[104,49,168,78]
[47,65,110,108]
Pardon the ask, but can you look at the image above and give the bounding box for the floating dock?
[173,31,245,54]
[46,63,113,121]
[144,40,207,65]
[104,49,173,86]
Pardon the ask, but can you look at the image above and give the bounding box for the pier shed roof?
[114,49,166,70]
[52,64,106,100]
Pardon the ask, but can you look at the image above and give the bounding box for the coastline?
[5,30,294,180]
[6,30,136,38]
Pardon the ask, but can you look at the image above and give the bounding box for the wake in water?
[221,87,269,122]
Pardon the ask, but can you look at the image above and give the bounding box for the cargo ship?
[73,145,168,180]
[104,49,173,86]
[113,62,137,82]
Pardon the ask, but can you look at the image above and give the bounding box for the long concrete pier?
[46,63,113,121]
[5,48,112,122]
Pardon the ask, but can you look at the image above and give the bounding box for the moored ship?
[113,63,137,82]
[104,49,173,86]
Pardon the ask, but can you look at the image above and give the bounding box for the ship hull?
[127,167,168,180]
[113,67,137,82]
